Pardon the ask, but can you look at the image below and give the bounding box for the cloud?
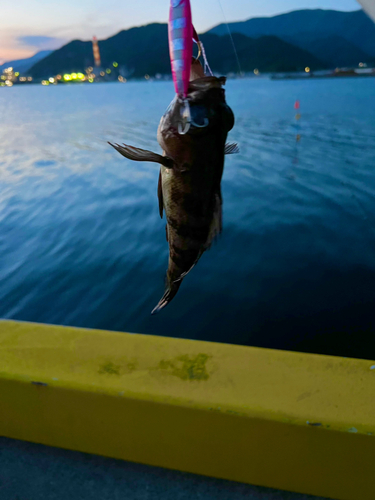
[49,22,116,40]
[18,35,66,50]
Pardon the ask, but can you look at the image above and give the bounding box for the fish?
[109,58,237,314]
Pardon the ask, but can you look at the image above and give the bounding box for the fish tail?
[151,278,182,315]
[151,240,204,315]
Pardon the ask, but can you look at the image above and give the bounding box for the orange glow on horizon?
[0,47,36,64]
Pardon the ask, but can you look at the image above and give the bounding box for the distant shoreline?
[271,73,375,80]
[2,72,375,89]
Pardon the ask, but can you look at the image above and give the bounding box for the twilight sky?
[1,0,361,64]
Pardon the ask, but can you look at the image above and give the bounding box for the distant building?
[92,37,101,68]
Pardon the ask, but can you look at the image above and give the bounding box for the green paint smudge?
[158,353,210,381]
[99,362,121,375]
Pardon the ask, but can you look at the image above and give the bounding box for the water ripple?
[0,78,375,358]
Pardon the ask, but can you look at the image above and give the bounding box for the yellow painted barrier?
[0,320,374,499]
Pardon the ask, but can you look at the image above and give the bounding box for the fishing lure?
[168,0,193,134]
[168,0,214,134]
[168,0,193,97]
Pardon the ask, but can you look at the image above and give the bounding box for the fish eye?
[190,105,208,128]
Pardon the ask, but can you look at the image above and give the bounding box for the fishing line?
[193,27,213,76]
[216,0,243,76]
[194,39,213,76]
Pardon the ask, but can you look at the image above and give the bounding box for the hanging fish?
[109,0,238,313]
[109,57,238,314]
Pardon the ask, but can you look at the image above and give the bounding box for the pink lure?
[168,0,193,98]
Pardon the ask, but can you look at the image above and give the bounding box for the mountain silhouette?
[208,9,375,68]
[28,9,375,78]
[29,23,324,79]
[0,50,52,74]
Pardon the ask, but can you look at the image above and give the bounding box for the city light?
[113,62,118,67]
[0,67,36,86]
[145,74,150,80]
[49,77,55,83]
[100,71,105,76]
[27,77,32,81]
[118,76,127,82]
[106,68,111,74]
[305,67,311,73]
[88,77,94,83]
[254,68,259,75]
[41,80,50,85]
[60,73,87,82]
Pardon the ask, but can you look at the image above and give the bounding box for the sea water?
[0,77,374,359]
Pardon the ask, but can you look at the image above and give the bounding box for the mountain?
[199,33,324,73]
[29,23,325,79]
[0,50,52,74]
[29,24,170,78]
[28,9,375,78]
[208,9,375,67]
[282,34,374,68]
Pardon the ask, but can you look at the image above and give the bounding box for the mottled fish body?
[153,67,234,313]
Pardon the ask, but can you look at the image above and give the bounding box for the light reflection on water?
[0,78,374,359]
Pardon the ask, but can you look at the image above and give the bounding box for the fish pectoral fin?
[108,142,173,168]
[225,142,240,155]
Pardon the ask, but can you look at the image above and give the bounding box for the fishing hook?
[194,41,202,61]
[178,98,192,135]
[178,97,209,132]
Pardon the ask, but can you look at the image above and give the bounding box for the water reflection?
[0,78,374,359]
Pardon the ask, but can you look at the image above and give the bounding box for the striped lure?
[168,0,193,98]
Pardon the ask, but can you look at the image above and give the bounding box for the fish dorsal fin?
[225,142,240,154]
[109,142,173,168]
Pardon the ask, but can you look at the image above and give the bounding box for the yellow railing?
[0,320,374,500]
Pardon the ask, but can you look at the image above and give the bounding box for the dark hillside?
[29,23,325,78]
